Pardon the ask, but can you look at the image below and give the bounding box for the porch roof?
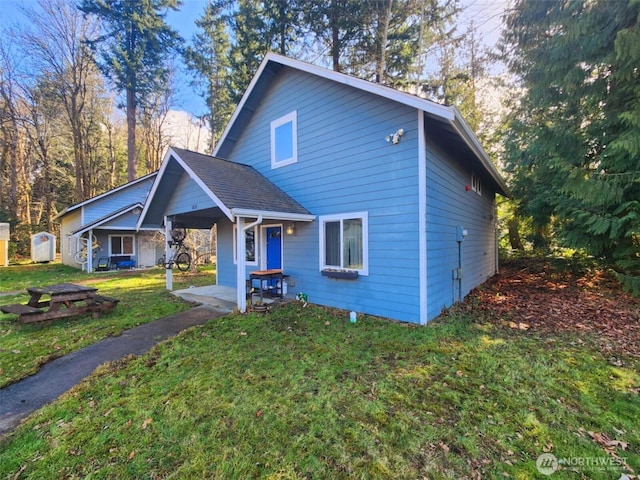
[137,147,314,229]
[71,203,145,236]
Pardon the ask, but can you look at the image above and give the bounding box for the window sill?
[321,269,359,280]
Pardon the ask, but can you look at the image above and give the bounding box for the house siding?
[58,176,155,270]
[83,178,153,224]
[60,210,83,267]
[165,171,216,216]
[223,67,423,323]
[425,141,497,320]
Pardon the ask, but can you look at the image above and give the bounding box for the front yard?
[0,263,216,388]
[0,259,638,479]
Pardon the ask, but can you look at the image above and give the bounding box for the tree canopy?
[79,0,183,181]
[501,0,640,293]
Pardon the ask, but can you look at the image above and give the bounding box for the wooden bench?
[1,304,44,317]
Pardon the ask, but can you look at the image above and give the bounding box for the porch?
[171,285,283,313]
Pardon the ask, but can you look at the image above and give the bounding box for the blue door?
[266,226,282,270]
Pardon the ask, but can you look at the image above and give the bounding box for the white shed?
[0,223,8,267]
[31,232,56,263]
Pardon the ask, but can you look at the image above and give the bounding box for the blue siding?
[165,171,216,216]
[223,67,423,323]
[425,141,497,320]
[217,218,239,287]
[100,210,139,229]
[84,177,154,224]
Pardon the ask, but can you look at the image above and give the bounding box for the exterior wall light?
[286,223,296,235]
[385,128,404,144]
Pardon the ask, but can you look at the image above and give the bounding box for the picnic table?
[0,283,119,323]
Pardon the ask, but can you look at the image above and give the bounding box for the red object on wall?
[465,185,471,191]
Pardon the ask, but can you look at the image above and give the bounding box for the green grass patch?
[0,263,216,387]
[1,303,637,479]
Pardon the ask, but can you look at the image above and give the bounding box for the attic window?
[471,173,482,195]
[271,111,297,168]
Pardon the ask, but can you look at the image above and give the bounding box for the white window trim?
[471,173,482,195]
[270,110,298,169]
[260,224,283,270]
[233,224,259,266]
[319,211,369,275]
[108,234,135,256]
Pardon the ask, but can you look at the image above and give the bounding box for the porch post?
[165,216,173,291]
[236,217,246,312]
[87,229,94,273]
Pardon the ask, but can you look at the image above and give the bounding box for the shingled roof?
[171,147,311,217]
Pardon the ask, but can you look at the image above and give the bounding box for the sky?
[0,0,509,118]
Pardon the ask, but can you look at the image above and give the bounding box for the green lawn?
[0,263,216,388]
[0,287,638,478]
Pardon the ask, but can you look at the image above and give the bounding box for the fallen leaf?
[439,441,450,453]
[141,418,152,430]
[255,410,263,417]
[239,331,247,336]
[128,450,136,460]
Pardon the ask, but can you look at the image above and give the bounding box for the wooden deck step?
[1,304,44,316]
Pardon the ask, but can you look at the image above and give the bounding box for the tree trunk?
[126,87,137,181]
[375,0,393,84]
[507,217,525,251]
[330,0,340,72]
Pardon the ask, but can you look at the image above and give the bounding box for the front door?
[265,226,282,270]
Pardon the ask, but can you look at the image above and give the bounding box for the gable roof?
[71,203,144,236]
[214,53,510,197]
[137,147,314,229]
[53,172,157,220]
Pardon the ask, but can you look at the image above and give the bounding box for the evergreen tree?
[502,0,640,293]
[79,0,183,181]
[184,0,234,150]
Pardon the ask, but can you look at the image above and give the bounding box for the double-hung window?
[320,212,368,275]
[271,111,297,168]
[110,235,134,256]
[233,226,257,265]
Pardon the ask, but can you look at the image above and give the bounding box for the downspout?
[165,216,173,291]
[236,215,263,312]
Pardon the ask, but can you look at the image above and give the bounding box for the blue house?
[56,173,161,272]
[138,53,510,324]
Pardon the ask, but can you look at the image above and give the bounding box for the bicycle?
[157,223,191,271]
[74,234,100,265]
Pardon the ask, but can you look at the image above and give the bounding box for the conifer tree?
[79,0,183,181]
[502,0,640,293]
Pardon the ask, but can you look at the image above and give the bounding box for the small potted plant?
[252,300,268,313]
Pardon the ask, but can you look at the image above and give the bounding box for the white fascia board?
[268,53,456,122]
[74,204,143,236]
[57,172,157,221]
[172,153,235,222]
[136,148,175,230]
[449,107,512,197]
[137,148,235,228]
[214,55,275,157]
[214,53,456,157]
[230,208,315,222]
